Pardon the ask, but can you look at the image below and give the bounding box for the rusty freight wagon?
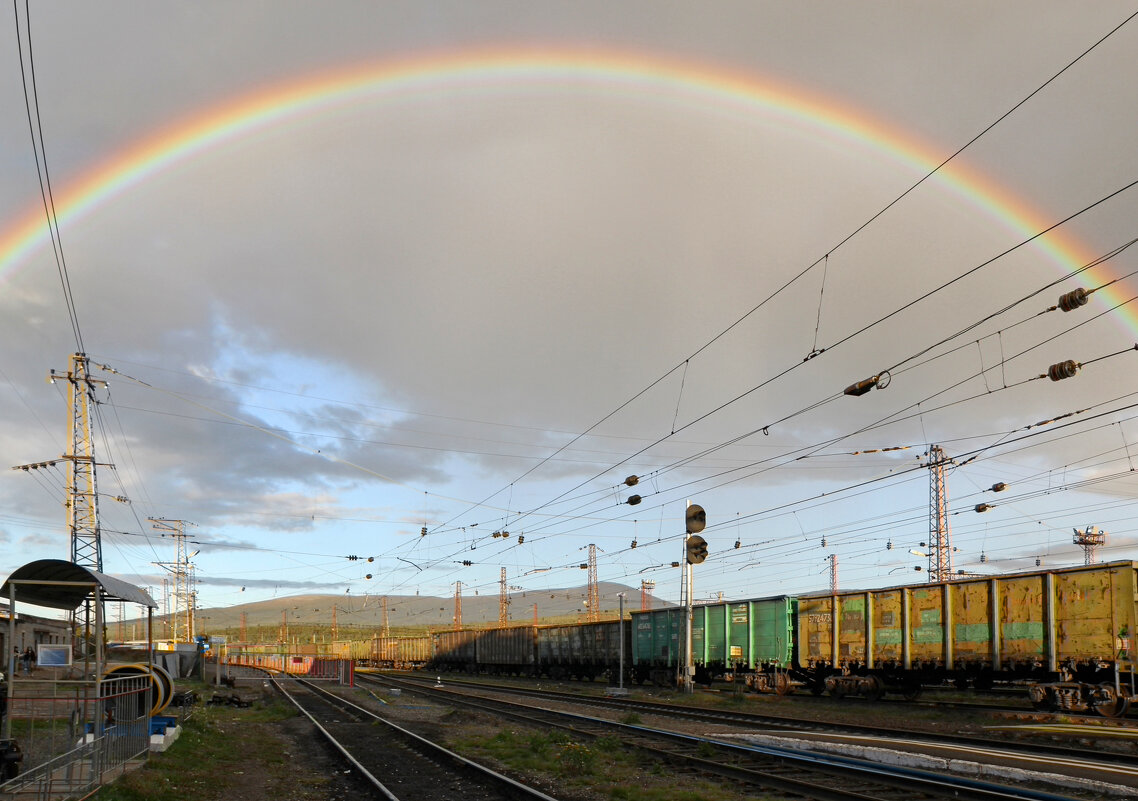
[630,597,796,689]
[429,628,480,673]
[796,560,1138,715]
[536,620,629,680]
[475,626,538,675]
[370,635,433,669]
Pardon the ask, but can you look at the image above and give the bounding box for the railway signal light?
[685,504,706,534]
[685,534,708,564]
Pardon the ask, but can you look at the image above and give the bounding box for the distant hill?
[141,582,670,638]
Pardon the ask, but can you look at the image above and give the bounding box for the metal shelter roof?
[0,558,157,610]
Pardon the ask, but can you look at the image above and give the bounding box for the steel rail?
[283,676,563,801]
[272,676,399,800]
[368,674,1081,801]
[382,673,1136,766]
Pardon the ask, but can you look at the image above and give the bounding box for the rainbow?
[0,46,1121,312]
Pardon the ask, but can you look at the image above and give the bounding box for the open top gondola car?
[630,596,796,689]
[797,560,1138,715]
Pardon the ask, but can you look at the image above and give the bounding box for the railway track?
[363,673,1090,801]
[367,672,1138,765]
[270,675,562,801]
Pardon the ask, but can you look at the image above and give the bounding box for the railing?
[0,674,152,801]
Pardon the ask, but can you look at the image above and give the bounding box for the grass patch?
[450,725,757,801]
[94,692,304,801]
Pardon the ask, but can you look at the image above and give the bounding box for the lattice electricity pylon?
[453,581,463,630]
[498,567,509,628]
[150,518,197,642]
[61,354,108,570]
[586,544,599,623]
[926,445,953,582]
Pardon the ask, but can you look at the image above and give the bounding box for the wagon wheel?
[863,675,886,702]
[1093,685,1131,719]
[774,672,793,696]
[1028,686,1056,712]
[901,681,923,701]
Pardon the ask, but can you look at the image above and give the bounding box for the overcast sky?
[2,3,1137,627]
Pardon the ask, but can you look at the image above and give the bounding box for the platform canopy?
[0,558,157,610]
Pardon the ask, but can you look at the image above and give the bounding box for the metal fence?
[0,673,153,800]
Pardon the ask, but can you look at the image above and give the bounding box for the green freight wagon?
[630,596,796,689]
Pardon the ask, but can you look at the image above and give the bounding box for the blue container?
[149,716,177,736]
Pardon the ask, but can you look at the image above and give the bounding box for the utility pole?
[1073,525,1106,565]
[151,518,196,642]
[331,604,338,642]
[829,554,839,594]
[240,612,247,644]
[926,445,953,582]
[498,567,509,628]
[381,596,390,637]
[586,545,599,623]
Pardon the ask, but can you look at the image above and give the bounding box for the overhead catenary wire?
[486,176,1138,545]
[425,13,1138,538]
[11,0,83,353]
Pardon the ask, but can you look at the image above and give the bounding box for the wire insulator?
[1057,287,1089,312]
[624,475,639,487]
[990,482,1008,492]
[626,494,642,506]
[975,503,992,513]
[1047,360,1080,381]
[843,376,878,396]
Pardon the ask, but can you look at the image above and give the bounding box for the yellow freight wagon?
[796,561,1138,715]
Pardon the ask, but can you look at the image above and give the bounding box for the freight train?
[376,560,1138,717]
